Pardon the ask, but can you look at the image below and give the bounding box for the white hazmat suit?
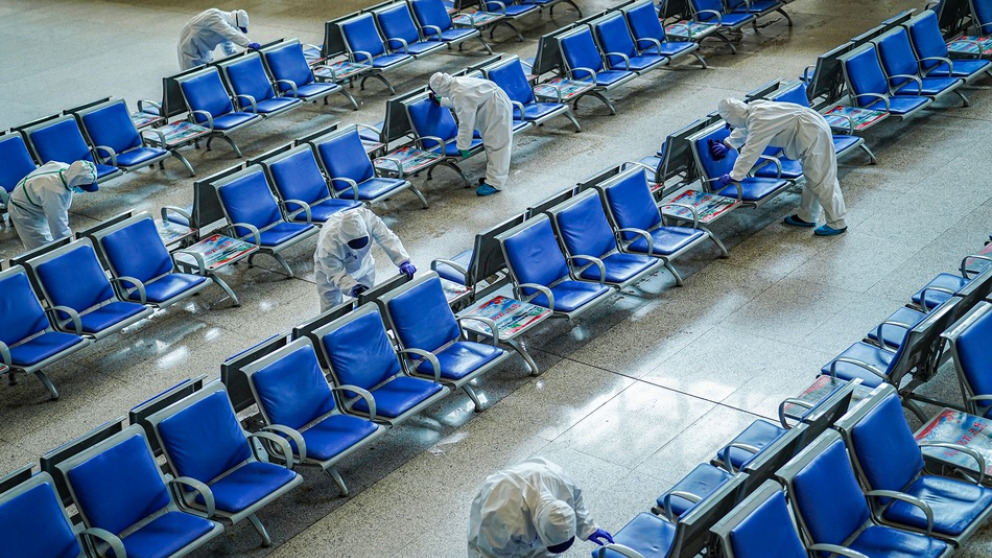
[313,208,411,311]
[428,72,514,190]
[178,9,252,70]
[718,98,848,229]
[8,161,97,251]
[468,458,600,558]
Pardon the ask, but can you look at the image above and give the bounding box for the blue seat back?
[80,101,142,157]
[728,490,808,558]
[625,1,667,47]
[387,276,461,352]
[157,390,253,483]
[594,14,638,66]
[0,268,53,347]
[66,432,171,535]
[955,305,992,402]
[844,46,890,105]
[411,0,453,32]
[321,308,403,391]
[974,0,992,34]
[791,438,870,546]
[225,55,277,104]
[342,14,387,59]
[268,147,330,205]
[315,130,375,191]
[487,59,537,105]
[101,218,174,283]
[181,70,235,121]
[27,118,95,166]
[907,12,950,71]
[848,394,924,492]
[377,4,422,48]
[0,475,82,558]
[35,243,116,312]
[603,170,663,240]
[406,98,459,150]
[876,29,920,87]
[0,134,37,194]
[692,0,728,19]
[769,83,811,108]
[555,191,617,259]
[503,217,570,287]
[560,28,605,80]
[264,42,316,91]
[694,126,737,179]
[251,342,338,430]
[217,168,284,236]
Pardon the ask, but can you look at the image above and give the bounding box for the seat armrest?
[827,356,890,383]
[634,36,663,56]
[960,254,992,277]
[414,134,452,158]
[80,527,127,558]
[230,221,262,245]
[190,110,215,130]
[432,257,468,276]
[333,384,378,421]
[919,56,953,75]
[593,543,647,558]
[141,127,169,146]
[483,0,508,15]
[172,248,207,275]
[169,476,216,518]
[567,66,600,82]
[351,49,375,64]
[373,155,406,178]
[919,441,986,485]
[656,203,700,228]
[919,285,957,309]
[615,227,654,254]
[854,92,890,110]
[604,51,632,70]
[94,144,118,167]
[235,93,259,114]
[865,490,933,535]
[398,347,443,382]
[46,305,84,334]
[705,177,744,202]
[458,316,501,345]
[356,122,384,141]
[515,282,555,310]
[0,340,11,367]
[828,112,857,135]
[716,442,761,472]
[660,490,702,521]
[282,198,313,224]
[887,73,924,94]
[385,36,410,54]
[421,24,443,40]
[510,100,528,120]
[329,176,362,201]
[249,428,300,467]
[778,397,814,427]
[137,99,161,114]
[274,78,300,95]
[111,276,148,304]
[807,544,869,558]
[872,319,914,345]
[756,154,783,178]
[565,255,608,285]
[694,9,724,25]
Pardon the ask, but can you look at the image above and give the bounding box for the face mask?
[347,236,370,250]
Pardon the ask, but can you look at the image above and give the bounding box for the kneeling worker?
[468,457,614,557]
[428,72,513,197]
[713,97,849,236]
[313,207,416,311]
[178,8,260,70]
[9,161,98,251]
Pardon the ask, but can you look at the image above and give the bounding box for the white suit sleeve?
[571,486,598,541]
[453,101,478,152]
[367,214,410,266]
[725,127,748,150]
[207,12,251,49]
[319,250,360,293]
[730,118,777,181]
[43,188,72,241]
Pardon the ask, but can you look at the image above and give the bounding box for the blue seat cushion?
[298,414,378,461]
[430,138,483,157]
[115,147,168,168]
[251,97,301,114]
[415,341,505,380]
[257,222,316,247]
[599,513,677,558]
[501,4,539,16]
[125,274,207,304]
[656,463,731,518]
[440,28,477,41]
[865,96,929,114]
[704,12,755,26]
[79,302,147,334]
[831,135,861,153]
[717,419,784,470]
[865,306,925,349]
[9,331,85,366]
[403,41,444,55]
[893,77,961,96]
[96,164,120,179]
[289,198,362,223]
[594,70,634,86]
[611,54,665,72]
[434,249,473,284]
[371,53,411,68]
[657,42,696,57]
[912,273,967,310]
[354,376,443,418]
[733,0,780,12]
[882,475,992,536]
[926,59,991,78]
[203,461,297,513]
[753,157,804,179]
[627,226,707,256]
[120,511,214,558]
[346,177,408,200]
[289,83,341,99]
[714,177,788,203]
[515,102,565,121]
[821,342,895,388]
[210,112,259,131]
[846,524,949,558]
[576,252,656,283]
[529,280,612,313]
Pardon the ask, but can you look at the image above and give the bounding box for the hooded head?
[428,72,454,97]
[717,98,749,129]
[233,9,249,33]
[65,161,98,192]
[339,210,370,250]
[534,497,576,552]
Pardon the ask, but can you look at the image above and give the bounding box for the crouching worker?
[9,161,98,251]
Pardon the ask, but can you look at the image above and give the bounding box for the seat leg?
[692,51,708,69]
[35,371,59,400]
[205,136,214,151]
[777,8,793,26]
[6,369,15,386]
[494,21,523,42]
[171,151,196,177]
[564,107,582,132]
[219,135,244,158]
[587,90,617,115]
[270,253,295,278]
[565,0,582,17]
[664,260,685,287]
[363,73,395,94]
[710,32,738,54]
[701,225,730,258]
[340,88,360,111]
[955,89,971,107]
[462,384,485,412]
[210,274,241,306]
[325,467,350,496]
[409,185,430,209]
[859,143,878,165]
[247,514,273,547]
[479,36,494,54]
[507,338,540,376]
[443,160,472,186]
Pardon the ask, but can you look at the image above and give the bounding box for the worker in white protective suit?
[428,72,513,197]
[177,9,260,70]
[313,207,416,311]
[713,97,849,236]
[468,458,614,557]
[8,161,98,251]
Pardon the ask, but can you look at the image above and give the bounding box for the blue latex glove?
[349,284,368,298]
[428,91,442,106]
[399,261,416,278]
[718,173,734,186]
[247,42,261,50]
[588,529,614,546]
[708,138,729,160]
[460,149,471,159]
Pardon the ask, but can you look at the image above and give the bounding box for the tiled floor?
[2,0,992,556]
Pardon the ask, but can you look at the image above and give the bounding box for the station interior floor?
[2,0,992,556]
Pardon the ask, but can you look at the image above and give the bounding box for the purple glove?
[247,42,261,50]
[718,173,734,186]
[399,261,416,278]
[349,284,368,298]
[588,529,614,546]
[709,138,729,160]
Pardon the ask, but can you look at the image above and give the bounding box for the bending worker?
[428,72,513,197]
[313,207,416,311]
[8,161,98,251]
[468,457,613,557]
[712,97,848,236]
[178,8,260,70]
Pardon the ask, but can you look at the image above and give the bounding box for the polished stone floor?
[2,0,992,556]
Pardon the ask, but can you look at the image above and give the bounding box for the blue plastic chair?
[18,115,121,184]
[944,301,992,418]
[409,0,491,53]
[687,0,757,53]
[485,56,581,131]
[260,144,361,223]
[874,28,967,105]
[218,53,303,118]
[711,481,822,558]
[622,1,706,68]
[558,25,637,115]
[176,67,262,157]
[479,0,540,42]
[0,132,37,207]
[75,98,172,175]
[842,44,933,117]
[905,11,992,84]
[971,0,992,34]
[689,123,792,207]
[339,13,414,93]
[375,3,445,57]
[260,40,358,110]
[592,12,667,74]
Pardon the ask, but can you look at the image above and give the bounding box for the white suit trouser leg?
[483,121,513,189]
[318,270,376,313]
[796,141,847,229]
[9,204,53,251]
